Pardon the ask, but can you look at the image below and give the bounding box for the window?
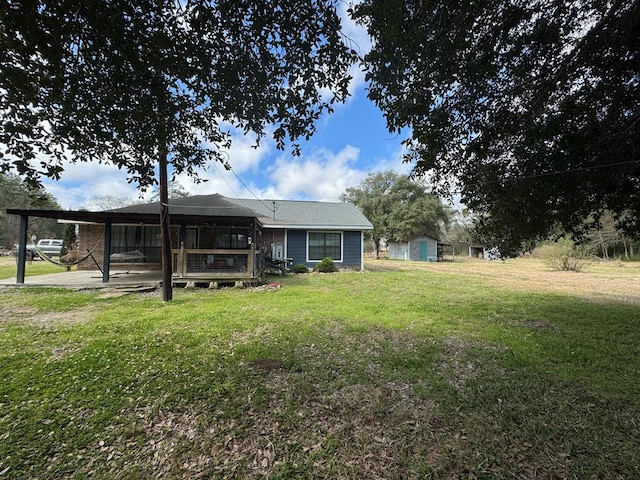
[111,225,161,262]
[213,227,249,249]
[308,232,342,261]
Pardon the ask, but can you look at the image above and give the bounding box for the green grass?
[0,264,639,479]
[0,257,74,279]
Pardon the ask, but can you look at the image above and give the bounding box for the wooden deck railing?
[171,248,256,279]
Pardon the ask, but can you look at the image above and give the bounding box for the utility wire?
[444,159,640,194]
[226,163,277,214]
[496,159,639,183]
[210,158,242,200]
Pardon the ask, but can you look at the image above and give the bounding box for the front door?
[420,242,428,261]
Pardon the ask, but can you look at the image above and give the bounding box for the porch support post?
[102,219,112,283]
[16,215,28,284]
[179,224,186,246]
[253,221,259,277]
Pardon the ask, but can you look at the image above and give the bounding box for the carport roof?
[6,193,373,230]
[6,194,260,225]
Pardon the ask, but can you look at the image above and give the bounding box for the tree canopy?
[1,0,356,187]
[340,171,450,258]
[353,0,640,256]
[2,0,357,299]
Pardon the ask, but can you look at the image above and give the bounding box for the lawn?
[0,256,75,280]
[0,258,639,479]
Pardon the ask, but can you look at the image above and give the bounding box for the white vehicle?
[36,239,64,258]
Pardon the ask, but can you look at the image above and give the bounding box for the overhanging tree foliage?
[353,0,640,256]
[1,0,357,299]
[340,171,450,258]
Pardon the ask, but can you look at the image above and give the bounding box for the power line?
[226,163,276,214]
[448,159,640,192]
[502,159,639,182]
[210,158,242,199]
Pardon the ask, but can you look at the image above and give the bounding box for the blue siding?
[285,229,363,269]
[286,230,307,266]
[342,231,362,267]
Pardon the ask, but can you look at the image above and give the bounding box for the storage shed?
[388,235,439,262]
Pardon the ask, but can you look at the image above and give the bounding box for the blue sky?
[41,6,413,210]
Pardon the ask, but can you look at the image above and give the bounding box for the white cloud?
[41,161,140,209]
[174,126,274,198]
[202,123,273,174]
[265,145,366,201]
[36,138,413,209]
[181,139,412,203]
[371,143,413,176]
[36,125,274,208]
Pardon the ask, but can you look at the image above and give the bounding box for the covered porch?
[7,194,267,285]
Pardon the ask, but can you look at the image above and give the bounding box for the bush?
[292,264,309,274]
[537,238,591,272]
[315,257,338,273]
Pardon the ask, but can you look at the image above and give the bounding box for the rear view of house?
[8,194,373,284]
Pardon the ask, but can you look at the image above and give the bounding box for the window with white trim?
[308,231,342,261]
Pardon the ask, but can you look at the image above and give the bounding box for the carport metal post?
[102,219,112,283]
[16,215,28,284]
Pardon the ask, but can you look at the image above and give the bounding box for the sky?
[40,5,413,211]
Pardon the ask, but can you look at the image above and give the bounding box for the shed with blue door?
[387,236,440,262]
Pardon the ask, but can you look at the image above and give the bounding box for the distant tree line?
[0,173,62,250]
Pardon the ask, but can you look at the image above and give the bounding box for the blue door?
[420,242,428,261]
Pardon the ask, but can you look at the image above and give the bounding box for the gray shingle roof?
[227,198,373,229]
[110,194,258,218]
[109,194,372,229]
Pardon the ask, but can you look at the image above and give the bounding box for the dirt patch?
[249,358,285,372]
[0,303,99,328]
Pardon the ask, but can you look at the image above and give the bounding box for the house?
[8,194,373,284]
[387,235,452,262]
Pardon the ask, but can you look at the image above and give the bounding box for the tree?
[442,209,479,258]
[0,173,62,248]
[61,223,77,257]
[2,1,357,300]
[340,171,450,258]
[85,195,138,212]
[584,211,640,260]
[352,0,640,257]
[148,181,190,202]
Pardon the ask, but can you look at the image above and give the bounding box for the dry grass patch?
[0,302,99,328]
[366,257,640,305]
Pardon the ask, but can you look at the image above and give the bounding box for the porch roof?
[7,194,260,226]
[6,193,373,230]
